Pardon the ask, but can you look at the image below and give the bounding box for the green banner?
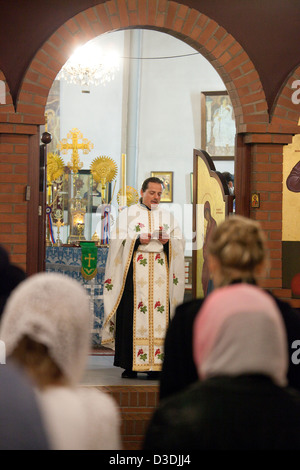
[81,242,97,280]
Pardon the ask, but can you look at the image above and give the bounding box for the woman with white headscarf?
[144,284,300,450]
[0,272,121,450]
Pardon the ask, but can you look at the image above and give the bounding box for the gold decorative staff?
[120,153,127,207]
[57,128,94,174]
[54,219,64,246]
[46,153,64,246]
[117,185,139,207]
[47,153,65,188]
[90,156,118,202]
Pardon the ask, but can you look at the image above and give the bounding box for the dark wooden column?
[26,130,51,275]
[235,133,251,217]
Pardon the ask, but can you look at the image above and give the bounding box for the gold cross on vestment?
[57,128,94,174]
[114,256,122,266]
[137,325,148,336]
[84,253,95,267]
[155,276,165,288]
[137,278,147,288]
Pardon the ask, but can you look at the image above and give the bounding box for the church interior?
[0,0,300,451]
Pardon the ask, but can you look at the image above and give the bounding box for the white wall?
[54,29,234,253]
[137,30,225,198]
[59,31,125,209]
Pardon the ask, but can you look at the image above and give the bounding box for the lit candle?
[121,153,126,206]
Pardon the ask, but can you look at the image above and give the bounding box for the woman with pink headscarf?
[144,284,300,450]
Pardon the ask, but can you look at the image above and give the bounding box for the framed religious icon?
[151,171,173,202]
[282,135,300,298]
[201,91,236,159]
[192,149,234,298]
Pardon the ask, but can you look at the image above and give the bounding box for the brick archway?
[18,0,268,131]
[0,70,14,115]
[1,0,300,306]
[271,65,300,131]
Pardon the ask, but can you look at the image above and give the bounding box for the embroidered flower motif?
[109,320,115,333]
[104,278,113,291]
[155,348,164,361]
[138,301,147,313]
[137,254,147,266]
[173,274,178,285]
[154,301,165,313]
[137,348,147,361]
[155,253,164,265]
[135,222,145,232]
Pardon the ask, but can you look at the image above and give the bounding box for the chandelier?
[57,42,120,88]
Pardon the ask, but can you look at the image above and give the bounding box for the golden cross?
[54,219,64,229]
[84,253,95,268]
[57,128,94,174]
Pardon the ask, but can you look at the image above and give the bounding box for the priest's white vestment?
[102,202,185,372]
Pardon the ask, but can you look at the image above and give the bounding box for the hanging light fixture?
[57,42,120,88]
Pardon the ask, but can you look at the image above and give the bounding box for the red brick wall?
[0,133,30,270]
[236,131,300,308]
[97,384,159,450]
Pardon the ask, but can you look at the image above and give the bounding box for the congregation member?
[0,272,121,450]
[0,245,26,316]
[144,284,300,450]
[0,245,49,450]
[159,215,300,399]
[0,362,49,450]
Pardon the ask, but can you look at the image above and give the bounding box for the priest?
[102,177,185,379]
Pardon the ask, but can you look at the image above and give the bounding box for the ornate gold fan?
[47,153,64,184]
[117,186,139,207]
[90,156,118,190]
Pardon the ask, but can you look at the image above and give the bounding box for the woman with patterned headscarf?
[0,272,121,450]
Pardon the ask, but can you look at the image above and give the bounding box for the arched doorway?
[42,27,237,347]
[20,1,267,276]
[44,29,235,243]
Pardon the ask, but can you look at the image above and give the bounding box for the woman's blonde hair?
[208,215,268,285]
[10,335,67,389]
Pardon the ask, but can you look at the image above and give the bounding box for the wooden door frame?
[26,131,47,275]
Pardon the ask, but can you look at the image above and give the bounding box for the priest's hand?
[158,230,169,245]
[140,233,152,244]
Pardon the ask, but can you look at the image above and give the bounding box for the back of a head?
[208,215,267,284]
[193,283,288,386]
[1,265,26,296]
[0,246,26,317]
[222,172,234,184]
[0,272,91,387]
[0,246,9,273]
